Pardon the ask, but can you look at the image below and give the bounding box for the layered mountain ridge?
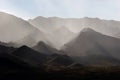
[1,12,120,67]
[62,28,120,65]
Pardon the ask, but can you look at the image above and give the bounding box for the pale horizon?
[0,0,120,20]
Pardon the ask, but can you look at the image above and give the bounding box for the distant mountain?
[12,46,48,67]
[32,41,60,55]
[0,12,54,47]
[29,16,120,49]
[0,12,38,43]
[29,17,120,39]
[29,17,76,49]
[29,17,63,33]
[2,12,120,49]
[62,28,120,66]
[78,17,120,38]
[16,29,51,47]
[46,26,75,49]
[19,29,72,49]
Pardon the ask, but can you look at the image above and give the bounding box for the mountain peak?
[34,41,51,50]
[81,28,95,32]
[34,16,46,20]
[19,45,29,48]
[0,12,23,20]
[37,41,46,46]
[80,28,98,36]
[0,12,11,16]
[16,45,31,51]
[33,41,59,55]
[83,17,100,20]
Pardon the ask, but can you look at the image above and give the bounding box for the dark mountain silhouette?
[32,42,76,70]
[63,28,120,66]
[46,54,74,66]
[0,41,18,48]
[0,52,47,80]
[12,46,48,67]
[32,41,60,55]
[0,42,16,54]
[0,52,37,72]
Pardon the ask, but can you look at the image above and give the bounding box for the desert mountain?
[62,28,120,66]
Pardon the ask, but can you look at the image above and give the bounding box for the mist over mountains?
[1,12,120,49]
[62,28,120,66]
[1,12,120,79]
[30,16,120,38]
[1,12,120,66]
[0,12,37,42]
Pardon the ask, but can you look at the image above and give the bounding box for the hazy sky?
[0,0,120,20]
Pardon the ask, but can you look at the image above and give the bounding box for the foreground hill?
[0,45,120,80]
[12,46,48,67]
[0,42,16,54]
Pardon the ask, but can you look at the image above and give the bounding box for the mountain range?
[29,16,120,39]
[62,28,120,66]
[1,12,120,67]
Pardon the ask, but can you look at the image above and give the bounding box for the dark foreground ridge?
[0,44,120,80]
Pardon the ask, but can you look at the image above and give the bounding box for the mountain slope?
[0,43,16,54]
[15,29,51,47]
[0,12,38,43]
[62,28,120,66]
[32,41,60,55]
[46,26,76,49]
[0,52,40,75]
[12,46,48,67]
[29,17,63,33]
[29,17,120,39]
[29,17,76,49]
[46,54,74,66]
